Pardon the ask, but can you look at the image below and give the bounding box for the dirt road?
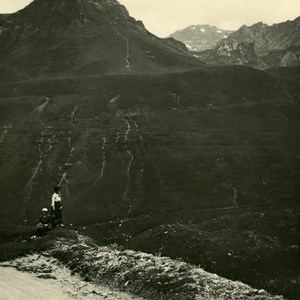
[0,257,143,300]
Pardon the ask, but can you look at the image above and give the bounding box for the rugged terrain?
[196,17,300,69]
[0,64,299,298]
[0,67,299,226]
[0,228,288,300]
[170,25,233,52]
[0,0,200,80]
[0,0,299,299]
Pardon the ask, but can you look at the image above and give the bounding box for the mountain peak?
[196,17,300,69]
[170,24,233,51]
[252,21,268,27]
[0,0,200,80]
[11,0,130,26]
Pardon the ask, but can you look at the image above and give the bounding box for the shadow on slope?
[0,66,299,226]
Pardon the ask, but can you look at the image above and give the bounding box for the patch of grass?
[50,234,283,300]
[84,207,299,299]
[0,225,77,262]
[0,225,286,300]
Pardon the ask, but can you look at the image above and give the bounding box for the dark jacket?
[39,214,51,224]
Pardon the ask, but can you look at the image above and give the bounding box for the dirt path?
[0,255,143,300]
[0,267,73,300]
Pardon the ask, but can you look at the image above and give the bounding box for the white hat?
[42,208,48,212]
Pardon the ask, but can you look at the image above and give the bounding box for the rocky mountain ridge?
[196,17,300,68]
[0,0,199,80]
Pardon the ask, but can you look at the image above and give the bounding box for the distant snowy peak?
[170,24,233,51]
[196,17,300,69]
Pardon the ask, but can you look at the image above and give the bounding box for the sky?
[0,0,300,37]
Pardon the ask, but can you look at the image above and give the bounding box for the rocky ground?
[0,255,142,300]
[0,230,287,300]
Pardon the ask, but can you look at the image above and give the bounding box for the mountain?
[1,66,298,227]
[197,17,300,68]
[0,1,299,298]
[170,24,233,51]
[0,14,10,22]
[0,0,200,80]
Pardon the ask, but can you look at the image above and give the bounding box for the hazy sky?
[1,0,300,37]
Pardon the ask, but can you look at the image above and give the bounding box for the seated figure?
[36,208,51,234]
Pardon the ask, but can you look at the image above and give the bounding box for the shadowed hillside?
[0,66,299,226]
[0,1,299,299]
[0,0,201,80]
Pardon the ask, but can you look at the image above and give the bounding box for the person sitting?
[39,208,51,224]
[36,208,51,235]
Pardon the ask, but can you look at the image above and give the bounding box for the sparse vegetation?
[0,1,299,299]
[83,207,300,299]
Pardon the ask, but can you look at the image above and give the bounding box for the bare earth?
[0,257,143,300]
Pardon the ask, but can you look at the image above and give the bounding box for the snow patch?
[33,96,50,113]
[0,119,13,144]
[109,95,120,103]
[70,105,78,127]
[200,28,205,32]
[94,132,107,186]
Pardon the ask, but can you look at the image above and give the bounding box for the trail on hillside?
[107,16,131,69]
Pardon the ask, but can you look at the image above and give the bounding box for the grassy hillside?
[0,66,299,298]
[0,66,299,226]
[0,228,287,300]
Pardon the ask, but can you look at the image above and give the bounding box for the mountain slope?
[0,0,200,80]
[0,67,299,226]
[0,230,287,300]
[197,17,300,68]
[0,1,299,298]
[170,24,233,51]
[0,14,10,22]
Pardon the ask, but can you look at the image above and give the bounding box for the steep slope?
[0,14,10,22]
[0,1,299,298]
[0,231,287,300]
[0,66,298,226]
[0,0,200,80]
[197,17,300,68]
[170,24,233,51]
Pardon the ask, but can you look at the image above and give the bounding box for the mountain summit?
[0,0,200,80]
[170,24,233,51]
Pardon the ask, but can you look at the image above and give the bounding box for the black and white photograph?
[0,0,299,299]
